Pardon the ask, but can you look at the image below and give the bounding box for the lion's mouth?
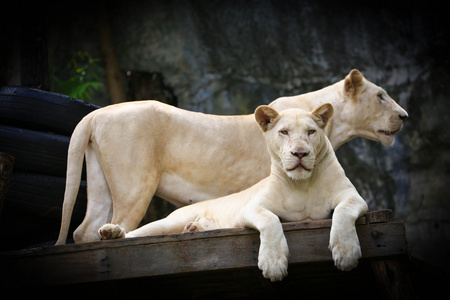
[287,162,312,172]
[378,129,400,136]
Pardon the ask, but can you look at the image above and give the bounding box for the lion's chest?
[279,205,332,222]
[274,191,333,222]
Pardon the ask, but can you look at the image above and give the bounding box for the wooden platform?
[0,210,414,298]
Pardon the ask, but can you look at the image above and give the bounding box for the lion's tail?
[55,116,93,245]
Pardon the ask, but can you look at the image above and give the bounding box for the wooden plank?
[364,209,394,223]
[2,210,392,256]
[371,259,417,300]
[0,211,405,290]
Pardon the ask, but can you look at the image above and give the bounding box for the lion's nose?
[399,113,408,122]
[291,151,310,158]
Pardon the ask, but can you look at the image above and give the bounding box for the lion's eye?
[308,129,316,135]
[378,93,384,101]
[279,130,289,136]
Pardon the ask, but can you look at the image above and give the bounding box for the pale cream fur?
[56,69,407,245]
[99,104,369,282]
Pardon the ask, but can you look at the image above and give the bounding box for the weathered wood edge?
[1,209,394,257]
[0,210,406,290]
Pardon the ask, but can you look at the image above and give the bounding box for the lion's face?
[342,70,409,146]
[360,82,408,146]
[273,112,320,180]
[255,104,333,181]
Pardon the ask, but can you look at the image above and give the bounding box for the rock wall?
[44,0,450,271]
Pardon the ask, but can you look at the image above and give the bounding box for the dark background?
[2,0,450,280]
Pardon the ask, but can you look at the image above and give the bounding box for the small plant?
[51,51,104,101]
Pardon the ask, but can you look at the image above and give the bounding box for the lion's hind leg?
[74,145,113,243]
[183,222,202,233]
[100,206,202,239]
[98,217,189,240]
[183,217,220,233]
[98,224,126,240]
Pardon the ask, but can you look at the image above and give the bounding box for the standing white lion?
[57,69,407,244]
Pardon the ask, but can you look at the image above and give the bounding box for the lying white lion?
[99,104,369,282]
[56,69,407,244]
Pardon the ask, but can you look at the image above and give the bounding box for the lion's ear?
[312,103,334,129]
[344,69,364,95]
[255,105,279,132]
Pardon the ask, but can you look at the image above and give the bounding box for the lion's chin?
[286,167,312,181]
[377,130,398,146]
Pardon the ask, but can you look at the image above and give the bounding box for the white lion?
[56,69,407,244]
[99,104,369,282]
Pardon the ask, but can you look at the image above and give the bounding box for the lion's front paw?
[258,255,288,282]
[329,229,361,271]
[98,224,126,240]
[258,240,289,281]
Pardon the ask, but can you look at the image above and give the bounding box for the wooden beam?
[371,259,418,300]
[0,210,407,290]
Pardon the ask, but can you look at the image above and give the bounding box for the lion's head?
[269,69,408,149]
[255,104,333,181]
[340,69,408,146]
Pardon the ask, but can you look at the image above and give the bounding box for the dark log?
[0,86,100,136]
[0,153,14,215]
[0,125,69,177]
